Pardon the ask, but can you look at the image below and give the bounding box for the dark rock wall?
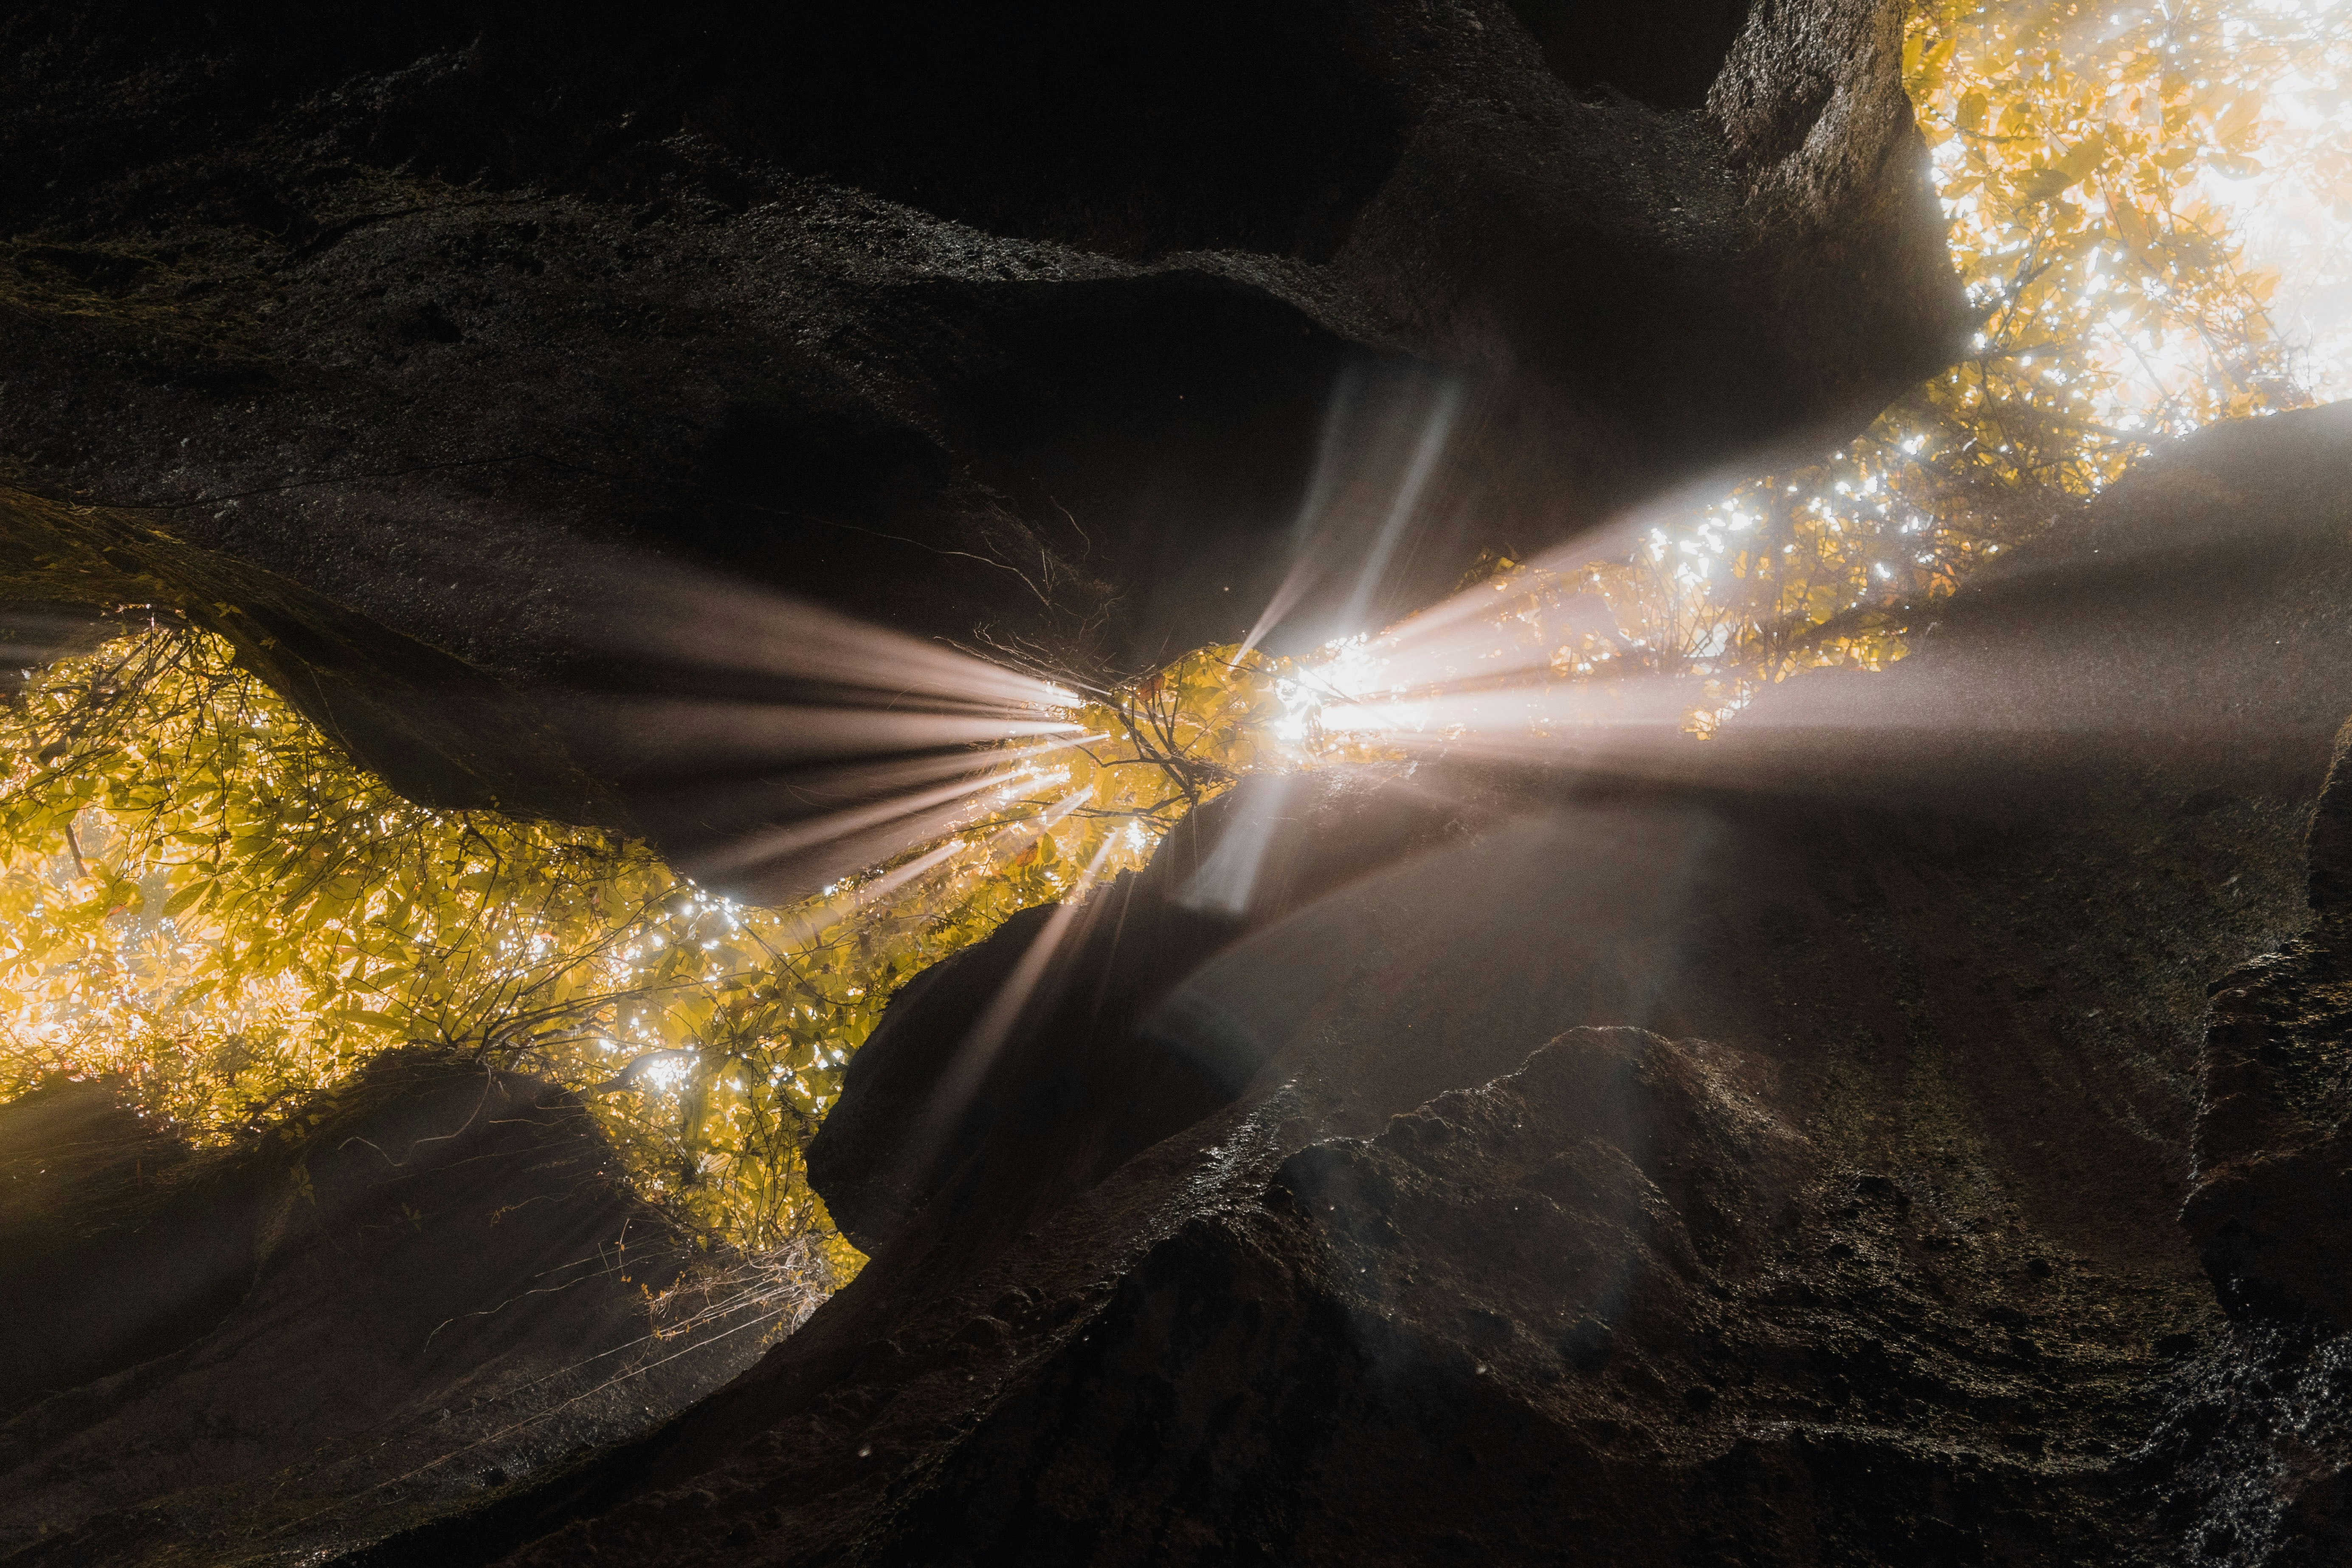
[361,407,2352,1565]
[0,1080,253,1418]
[0,485,612,819]
[0,1057,780,1566]
[2145,720,2352,1565]
[0,0,1961,865]
[857,1027,2127,1565]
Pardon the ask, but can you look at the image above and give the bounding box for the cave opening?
[3,0,2352,1562]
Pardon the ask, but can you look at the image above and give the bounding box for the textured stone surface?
[2126,718,2352,1566]
[0,0,1962,872]
[803,769,1474,1266]
[0,1058,772,1566]
[344,408,2352,1566]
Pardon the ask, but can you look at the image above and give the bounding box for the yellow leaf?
[2057,135,2107,183]
[2215,93,2262,146]
[2109,194,2154,252]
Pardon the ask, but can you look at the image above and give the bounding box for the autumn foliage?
[1526,0,2349,729]
[4,1,2349,1277]
[0,628,1292,1270]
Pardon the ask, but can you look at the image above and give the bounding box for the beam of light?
[541,551,1104,901]
[1333,380,1464,640]
[963,784,1096,862]
[1287,516,2352,811]
[721,787,1097,951]
[580,698,1082,775]
[683,764,1037,882]
[1238,371,1363,654]
[1178,771,1297,917]
[756,837,975,950]
[645,732,1105,833]
[1317,676,1696,743]
[594,557,1076,716]
[674,725,1111,887]
[835,836,969,912]
[893,819,1124,1187]
[1280,513,1657,701]
[956,827,1123,1067]
[808,789,1117,1231]
[1239,365,1467,659]
[1265,539,1684,766]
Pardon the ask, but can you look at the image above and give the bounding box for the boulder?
[2121,711,2352,1565]
[2185,928,2352,1326]
[804,769,1477,1267]
[0,1077,253,1419]
[0,1056,793,1566]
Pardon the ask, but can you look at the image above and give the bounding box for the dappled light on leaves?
[1908,0,2347,435]
[6,0,2349,1356]
[1638,0,2352,715]
[0,626,1303,1283]
[1295,0,2352,744]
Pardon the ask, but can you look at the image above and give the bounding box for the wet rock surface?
[0,1057,777,1566]
[0,0,1960,881]
[10,5,2352,1562]
[2141,714,2352,1566]
[330,409,2351,1564]
[804,770,1479,1270]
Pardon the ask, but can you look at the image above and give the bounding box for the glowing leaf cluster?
[0,626,1286,1268]
[1552,0,2347,727]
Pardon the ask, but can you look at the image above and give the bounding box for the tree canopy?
[0,625,1289,1276]
[5,0,2349,1286]
[1508,0,2352,729]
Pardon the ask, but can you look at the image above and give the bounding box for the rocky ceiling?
[0,0,1964,882]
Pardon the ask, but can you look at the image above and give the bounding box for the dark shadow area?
[1508,0,1757,108]
[0,1053,800,1568]
[0,1081,257,1416]
[342,401,2352,1567]
[0,1055,776,1565]
[2,0,1408,263]
[0,0,1962,772]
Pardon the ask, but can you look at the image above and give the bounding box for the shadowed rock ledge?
[0,1056,784,1566]
[318,405,2352,1565]
[32,6,2352,1565]
[0,0,1964,882]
